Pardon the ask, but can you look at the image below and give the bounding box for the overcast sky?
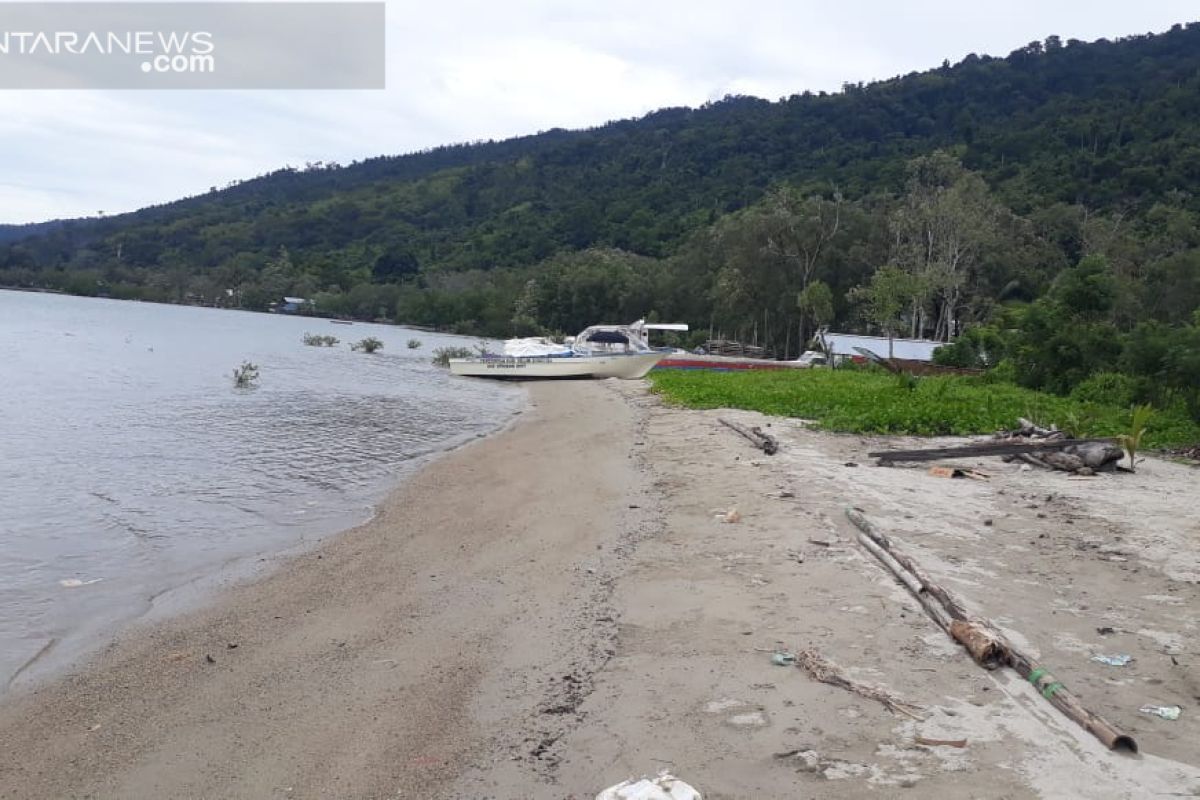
[0,0,1195,224]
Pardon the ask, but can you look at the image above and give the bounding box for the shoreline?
[0,380,636,798]
[3,388,528,697]
[2,379,1198,798]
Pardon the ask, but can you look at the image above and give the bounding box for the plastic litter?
[1091,654,1133,667]
[596,771,701,800]
[928,466,989,480]
[770,651,796,666]
[712,507,741,523]
[1139,705,1182,720]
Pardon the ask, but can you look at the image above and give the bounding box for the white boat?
[448,321,671,380]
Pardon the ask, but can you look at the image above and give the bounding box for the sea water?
[0,291,521,689]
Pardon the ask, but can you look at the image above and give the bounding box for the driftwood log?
[846,507,1137,753]
[718,417,779,455]
[869,438,1118,464]
[1006,441,1125,474]
[1000,417,1063,439]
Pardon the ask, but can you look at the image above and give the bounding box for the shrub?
[350,336,384,353]
[232,361,259,388]
[432,346,473,367]
[407,338,422,349]
[981,359,1018,385]
[1070,372,1137,408]
[933,326,1008,369]
[303,333,339,347]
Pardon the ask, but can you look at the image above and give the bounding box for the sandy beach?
[2,379,1198,799]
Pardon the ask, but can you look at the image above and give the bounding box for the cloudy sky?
[0,0,1195,224]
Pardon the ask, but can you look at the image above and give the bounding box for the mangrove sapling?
[351,336,384,353]
[232,361,260,388]
[407,339,422,349]
[1119,403,1154,472]
[431,346,473,367]
[303,333,339,347]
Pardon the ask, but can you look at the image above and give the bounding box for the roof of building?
[817,332,943,361]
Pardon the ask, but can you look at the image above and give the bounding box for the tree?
[797,280,834,343]
[849,266,921,358]
[511,278,541,335]
[758,187,843,341]
[889,152,1002,340]
[1010,255,1122,393]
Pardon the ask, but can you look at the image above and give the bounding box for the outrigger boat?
[448,321,674,380]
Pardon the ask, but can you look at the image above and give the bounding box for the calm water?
[0,291,522,688]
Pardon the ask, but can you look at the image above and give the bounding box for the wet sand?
[2,379,1198,799]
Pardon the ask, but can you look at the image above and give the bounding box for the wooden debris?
[719,417,779,455]
[845,507,1137,753]
[868,438,1114,464]
[997,417,1063,440]
[794,648,924,720]
[1005,440,1124,474]
[914,736,968,748]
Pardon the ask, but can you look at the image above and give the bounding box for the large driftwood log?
[848,508,1004,668]
[1038,451,1086,473]
[1005,441,1124,474]
[845,507,1137,753]
[1066,441,1125,470]
[869,438,1118,464]
[718,417,779,455]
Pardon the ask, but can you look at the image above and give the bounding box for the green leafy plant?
[432,346,473,367]
[407,338,422,349]
[1118,403,1154,472]
[351,336,384,353]
[232,361,259,388]
[303,333,339,347]
[646,370,1200,447]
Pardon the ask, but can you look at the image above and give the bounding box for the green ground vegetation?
[647,369,1200,449]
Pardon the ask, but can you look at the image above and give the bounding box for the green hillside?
[3,23,1200,418]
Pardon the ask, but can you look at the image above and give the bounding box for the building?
[813,331,943,363]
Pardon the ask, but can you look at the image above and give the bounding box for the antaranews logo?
[0,29,215,74]
[0,2,384,90]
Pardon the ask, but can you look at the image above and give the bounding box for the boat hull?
[449,352,665,380]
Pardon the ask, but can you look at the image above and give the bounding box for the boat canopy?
[503,337,572,357]
[583,330,630,345]
[501,320,690,358]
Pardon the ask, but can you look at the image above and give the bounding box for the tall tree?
[889,152,1002,340]
[797,280,834,347]
[849,265,921,358]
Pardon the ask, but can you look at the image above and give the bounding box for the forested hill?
[4,23,1199,277]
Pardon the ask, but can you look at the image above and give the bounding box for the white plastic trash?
[596,771,701,800]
